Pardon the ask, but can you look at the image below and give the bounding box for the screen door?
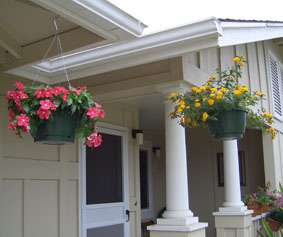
[80,125,129,237]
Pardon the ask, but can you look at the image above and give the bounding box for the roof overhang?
[31,0,147,41]
[219,21,283,47]
[7,17,222,84]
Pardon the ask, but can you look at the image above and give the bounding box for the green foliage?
[169,56,276,140]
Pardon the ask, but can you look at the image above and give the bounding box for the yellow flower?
[200,86,207,91]
[234,90,242,96]
[220,88,227,92]
[210,93,216,99]
[170,93,176,97]
[175,100,179,104]
[256,92,263,96]
[186,106,190,109]
[192,87,199,92]
[216,95,222,100]
[195,99,200,102]
[177,107,183,114]
[169,112,174,116]
[270,127,275,133]
[195,103,201,108]
[272,135,276,140]
[202,97,207,102]
[180,104,185,109]
[212,75,217,79]
[202,112,208,122]
[217,91,223,96]
[267,113,273,118]
[211,88,217,92]
[250,96,254,100]
[240,62,245,67]
[180,100,185,106]
[269,120,273,125]
[233,57,240,63]
[207,99,214,106]
[192,122,198,127]
[185,117,191,123]
[207,80,212,84]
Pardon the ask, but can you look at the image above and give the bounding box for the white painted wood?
[0,26,21,59]
[235,44,250,88]
[80,124,130,237]
[140,141,155,220]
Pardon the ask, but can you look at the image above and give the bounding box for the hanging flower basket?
[6,83,104,147]
[34,109,81,145]
[207,109,247,141]
[168,56,277,140]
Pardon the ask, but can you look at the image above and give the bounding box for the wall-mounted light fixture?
[132,129,143,145]
[152,146,161,158]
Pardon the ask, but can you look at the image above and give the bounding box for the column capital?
[154,81,192,100]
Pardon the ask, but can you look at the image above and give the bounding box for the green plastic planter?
[207,109,247,141]
[34,110,80,145]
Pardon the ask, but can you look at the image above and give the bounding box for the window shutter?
[269,55,282,117]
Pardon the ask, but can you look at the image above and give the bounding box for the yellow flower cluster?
[168,56,276,140]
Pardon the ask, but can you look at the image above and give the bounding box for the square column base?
[213,210,253,237]
[148,220,208,237]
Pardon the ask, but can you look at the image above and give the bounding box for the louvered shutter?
[269,55,282,117]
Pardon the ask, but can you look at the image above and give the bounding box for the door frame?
[79,122,129,237]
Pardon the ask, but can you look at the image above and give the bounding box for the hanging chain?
[32,16,71,88]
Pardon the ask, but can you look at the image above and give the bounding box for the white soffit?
[219,21,283,47]
[31,0,147,41]
[7,17,222,84]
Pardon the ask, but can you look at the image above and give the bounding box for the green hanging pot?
[207,109,247,141]
[34,109,81,145]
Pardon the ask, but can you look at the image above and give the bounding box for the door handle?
[126,210,130,222]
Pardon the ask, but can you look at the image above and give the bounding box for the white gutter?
[8,17,222,84]
[31,0,147,41]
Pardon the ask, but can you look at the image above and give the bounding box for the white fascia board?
[219,22,283,47]
[44,18,222,72]
[31,0,146,41]
[7,67,50,84]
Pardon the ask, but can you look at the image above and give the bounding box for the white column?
[222,140,245,210]
[162,101,193,219]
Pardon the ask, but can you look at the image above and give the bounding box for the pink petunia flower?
[85,132,102,147]
[40,100,52,110]
[44,88,53,98]
[5,91,16,100]
[72,88,82,95]
[17,114,30,127]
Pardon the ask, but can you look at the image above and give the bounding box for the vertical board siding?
[247,43,262,110]
[236,44,250,88]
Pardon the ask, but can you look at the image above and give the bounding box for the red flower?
[63,94,68,102]
[85,132,102,147]
[87,107,99,119]
[95,102,101,108]
[79,86,87,90]
[8,122,17,130]
[17,114,30,127]
[5,91,16,100]
[99,109,105,118]
[19,91,28,99]
[14,82,24,91]
[72,88,82,95]
[37,109,51,119]
[40,100,52,110]
[45,88,53,98]
[34,88,47,98]
[23,125,30,133]
[53,87,62,96]
[8,110,15,120]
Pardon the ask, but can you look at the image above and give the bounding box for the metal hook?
[53,16,59,32]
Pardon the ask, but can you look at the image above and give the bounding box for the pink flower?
[87,107,99,119]
[17,114,30,127]
[53,87,62,96]
[5,91,16,100]
[19,91,28,99]
[23,125,30,133]
[14,82,24,91]
[99,109,105,118]
[13,91,22,106]
[63,94,68,102]
[37,109,51,119]
[34,88,46,98]
[8,122,17,130]
[61,88,69,95]
[40,100,52,110]
[95,102,101,108]
[72,88,82,95]
[79,86,87,90]
[8,110,15,120]
[85,132,102,147]
[44,88,53,98]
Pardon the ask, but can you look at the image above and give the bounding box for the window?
[269,54,283,118]
[139,141,154,220]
